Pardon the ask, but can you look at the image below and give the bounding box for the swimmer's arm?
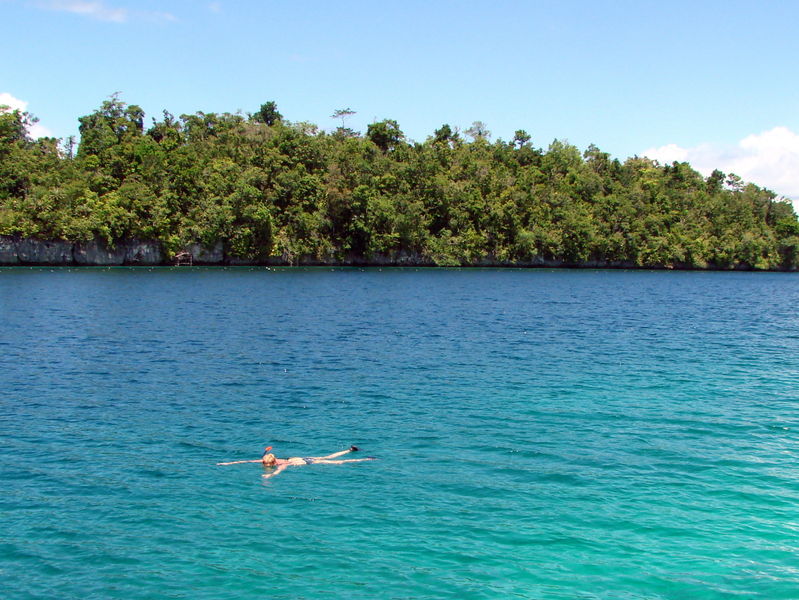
[262,465,288,479]
[217,459,263,466]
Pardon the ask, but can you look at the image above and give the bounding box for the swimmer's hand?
[262,465,288,479]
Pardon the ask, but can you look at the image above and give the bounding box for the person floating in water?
[217,445,375,479]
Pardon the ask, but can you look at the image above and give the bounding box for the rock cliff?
[0,237,163,266]
[0,236,787,270]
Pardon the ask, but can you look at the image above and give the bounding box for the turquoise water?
[2,268,799,599]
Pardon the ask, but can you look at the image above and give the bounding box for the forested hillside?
[2,97,798,268]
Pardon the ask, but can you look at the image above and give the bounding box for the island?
[1,98,797,269]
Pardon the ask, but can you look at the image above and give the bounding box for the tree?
[331,108,355,129]
[466,121,491,141]
[77,95,145,158]
[465,121,490,141]
[0,106,30,146]
[147,111,183,150]
[513,129,531,148]
[725,173,744,192]
[0,108,35,201]
[706,169,725,193]
[62,135,76,159]
[253,101,282,126]
[366,119,404,152]
[3,94,799,270]
[433,124,458,146]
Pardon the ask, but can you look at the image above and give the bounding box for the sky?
[2,0,799,208]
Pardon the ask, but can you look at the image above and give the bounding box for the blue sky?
[3,0,799,203]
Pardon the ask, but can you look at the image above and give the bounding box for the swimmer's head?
[262,453,277,466]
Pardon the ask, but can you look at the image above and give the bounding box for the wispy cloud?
[208,2,221,13]
[0,92,54,138]
[37,1,176,23]
[42,1,128,22]
[643,127,799,212]
[143,10,176,23]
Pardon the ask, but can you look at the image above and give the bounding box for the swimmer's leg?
[309,447,357,460]
[314,458,376,464]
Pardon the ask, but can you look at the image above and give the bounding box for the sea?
[1,267,798,599]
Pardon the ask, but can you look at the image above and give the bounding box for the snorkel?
[261,446,277,467]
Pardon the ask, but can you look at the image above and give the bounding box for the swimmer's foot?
[350,445,360,452]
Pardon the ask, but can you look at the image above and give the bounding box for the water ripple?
[1,269,799,599]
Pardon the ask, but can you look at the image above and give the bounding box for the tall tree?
[465,121,490,141]
[253,101,282,126]
[513,129,531,148]
[331,108,356,129]
[366,119,404,152]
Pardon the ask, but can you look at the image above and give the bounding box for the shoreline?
[1,236,796,271]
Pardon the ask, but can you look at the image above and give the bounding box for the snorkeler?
[217,445,375,479]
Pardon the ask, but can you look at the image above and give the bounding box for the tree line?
[1,96,798,269]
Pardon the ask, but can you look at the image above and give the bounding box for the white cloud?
[643,127,799,213]
[0,92,27,112]
[43,1,128,22]
[0,92,55,138]
[27,121,53,139]
[208,2,221,13]
[38,1,176,23]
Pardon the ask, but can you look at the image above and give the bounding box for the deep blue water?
[1,268,799,599]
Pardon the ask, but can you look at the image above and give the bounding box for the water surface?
[2,268,798,599]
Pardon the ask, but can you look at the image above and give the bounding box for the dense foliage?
[2,97,798,268]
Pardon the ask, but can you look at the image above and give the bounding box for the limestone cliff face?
[0,237,164,266]
[0,236,19,265]
[0,236,786,270]
[17,239,74,265]
[188,242,224,264]
[124,240,163,265]
[73,240,128,265]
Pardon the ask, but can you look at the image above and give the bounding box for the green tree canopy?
[1,96,797,270]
